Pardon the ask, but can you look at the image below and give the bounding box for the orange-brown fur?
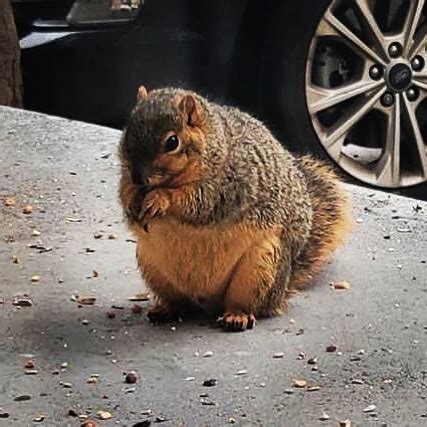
[118,86,352,331]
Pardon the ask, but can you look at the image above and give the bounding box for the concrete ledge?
[1,107,426,425]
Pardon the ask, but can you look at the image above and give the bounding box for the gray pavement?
[0,106,426,427]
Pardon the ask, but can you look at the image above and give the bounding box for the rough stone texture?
[0,107,426,426]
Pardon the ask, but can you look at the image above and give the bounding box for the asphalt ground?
[0,107,426,426]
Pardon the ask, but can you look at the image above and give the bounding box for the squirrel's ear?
[179,94,203,126]
[137,85,148,102]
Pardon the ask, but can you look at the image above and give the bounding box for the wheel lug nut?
[381,92,395,107]
[369,65,383,80]
[406,86,419,101]
[388,42,402,58]
[411,55,425,72]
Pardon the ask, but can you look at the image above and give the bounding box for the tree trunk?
[0,0,23,107]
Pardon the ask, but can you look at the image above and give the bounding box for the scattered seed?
[87,377,98,384]
[128,293,151,302]
[332,281,351,290]
[306,386,320,392]
[97,411,112,420]
[31,275,40,283]
[326,345,337,353]
[236,369,247,376]
[339,420,352,427]
[66,217,82,223]
[273,352,285,359]
[363,404,376,413]
[351,379,364,385]
[108,234,117,240]
[203,379,217,387]
[293,379,307,388]
[307,357,317,365]
[25,359,35,369]
[62,382,73,389]
[200,398,216,406]
[125,372,138,384]
[77,296,96,305]
[33,415,45,422]
[203,351,213,358]
[60,362,69,369]
[284,388,294,395]
[185,377,195,381]
[319,412,330,421]
[25,369,39,375]
[397,228,411,233]
[12,295,33,307]
[93,232,103,239]
[106,310,116,319]
[4,197,15,207]
[82,319,90,325]
[131,304,143,314]
[22,205,33,214]
[12,255,19,264]
[14,395,31,402]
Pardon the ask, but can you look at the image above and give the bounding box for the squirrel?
[118,85,352,332]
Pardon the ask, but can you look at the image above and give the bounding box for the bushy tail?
[290,155,353,289]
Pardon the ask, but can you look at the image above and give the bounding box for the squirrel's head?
[120,85,213,189]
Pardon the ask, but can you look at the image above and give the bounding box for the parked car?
[12,0,427,198]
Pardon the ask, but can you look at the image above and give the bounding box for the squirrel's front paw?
[125,187,146,222]
[138,190,170,232]
[217,312,256,332]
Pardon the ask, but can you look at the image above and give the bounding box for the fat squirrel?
[119,86,352,331]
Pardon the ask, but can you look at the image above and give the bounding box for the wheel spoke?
[376,97,401,186]
[307,79,384,113]
[321,10,386,65]
[324,86,387,147]
[353,0,389,62]
[402,93,427,178]
[403,0,425,56]
[414,79,427,92]
[409,23,427,58]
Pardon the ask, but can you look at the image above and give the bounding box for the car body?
[11,0,427,198]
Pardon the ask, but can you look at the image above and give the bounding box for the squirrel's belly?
[135,218,262,299]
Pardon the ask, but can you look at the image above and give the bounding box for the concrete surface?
[0,106,426,427]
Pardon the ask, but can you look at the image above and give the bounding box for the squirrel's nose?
[131,167,150,187]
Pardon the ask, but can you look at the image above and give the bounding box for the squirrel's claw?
[217,313,256,332]
[138,190,170,232]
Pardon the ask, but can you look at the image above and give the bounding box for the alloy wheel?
[306,0,427,188]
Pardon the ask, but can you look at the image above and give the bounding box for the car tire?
[260,0,427,200]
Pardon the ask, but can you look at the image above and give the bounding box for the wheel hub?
[387,63,412,92]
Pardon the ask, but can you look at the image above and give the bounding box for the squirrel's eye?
[164,135,180,153]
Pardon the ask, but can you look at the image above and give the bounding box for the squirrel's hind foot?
[146,303,179,324]
[217,313,256,332]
